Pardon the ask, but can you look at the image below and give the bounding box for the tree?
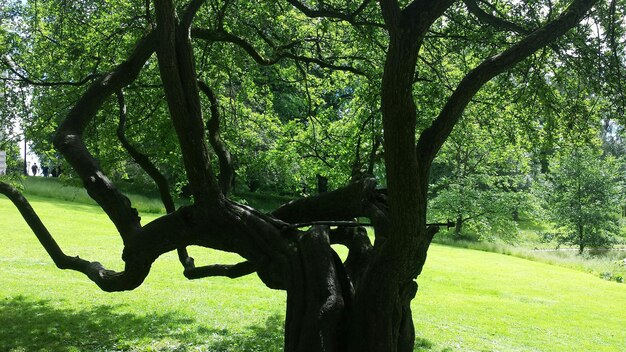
[0,0,609,351]
[542,146,623,253]
[429,119,533,241]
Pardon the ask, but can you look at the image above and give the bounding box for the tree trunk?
[344,7,426,349]
[317,174,329,194]
[454,215,464,238]
[284,226,349,352]
[578,224,585,254]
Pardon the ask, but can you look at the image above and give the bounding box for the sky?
[14,120,40,169]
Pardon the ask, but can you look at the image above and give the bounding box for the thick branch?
[416,0,598,167]
[272,178,385,224]
[154,0,222,205]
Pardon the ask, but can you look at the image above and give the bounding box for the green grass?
[1,194,625,351]
[20,177,169,214]
[19,177,295,214]
[0,194,285,351]
[413,245,625,351]
[433,235,626,284]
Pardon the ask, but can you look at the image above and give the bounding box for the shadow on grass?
[0,296,284,351]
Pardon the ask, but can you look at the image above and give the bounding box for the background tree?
[541,145,624,253]
[429,118,534,241]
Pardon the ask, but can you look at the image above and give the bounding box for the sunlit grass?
[415,245,626,351]
[1,193,625,351]
[433,235,626,283]
[0,194,285,352]
[21,177,168,214]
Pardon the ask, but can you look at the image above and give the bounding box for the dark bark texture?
[0,0,599,351]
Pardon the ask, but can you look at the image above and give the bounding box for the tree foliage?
[429,118,535,241]
[541,146,624,253]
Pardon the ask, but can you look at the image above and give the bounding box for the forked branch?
[154,0,222,205]
[116,90,195,270]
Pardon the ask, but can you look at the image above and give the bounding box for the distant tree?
[429,119,535,241]
[542,146,623,253]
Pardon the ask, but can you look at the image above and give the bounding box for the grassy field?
[17,177,295,214]
[1,192,625,351]
[433,236,626,284]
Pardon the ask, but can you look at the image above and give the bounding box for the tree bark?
[455,215,464,238]
[284,226,349,352]
[579,224,585,254]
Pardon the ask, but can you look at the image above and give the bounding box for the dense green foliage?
[2,0,624,195]
[540,146,624,252]
[429,119,536,241]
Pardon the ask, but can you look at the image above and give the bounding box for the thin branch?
[191,28,366,76]
[289,221,369,228]
[183,261,255,280]
[1,57,99,87]
[289,220,455,228]
[115,90,176,214]
[197,81,235,195]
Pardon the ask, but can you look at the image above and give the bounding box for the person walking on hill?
[31,163,38,176]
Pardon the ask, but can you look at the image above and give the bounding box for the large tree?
[0,0,612,351]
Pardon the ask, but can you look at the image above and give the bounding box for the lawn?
[1,194,625,351]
